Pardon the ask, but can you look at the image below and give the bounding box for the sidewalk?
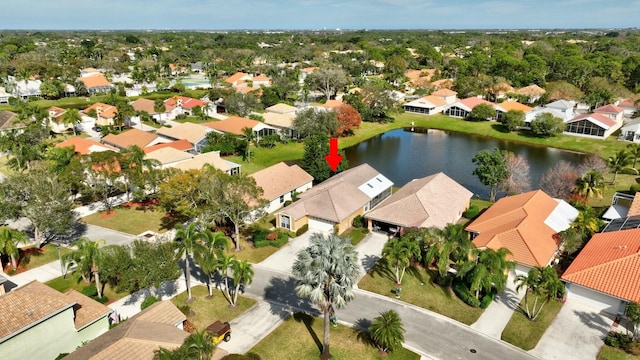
[2,260,64,291]
[73,193,129,219]
[470,272,525,338]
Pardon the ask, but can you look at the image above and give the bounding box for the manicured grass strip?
[170,285,256,331]
[80,205,175,235]
[18,243,73,270]
[358,263,483,325]
[46,272,129,303]
[343,228,367,246]
[224,233,281,264]
[250,312,420,360]
[597,345,640,360]
[500,295,564,350]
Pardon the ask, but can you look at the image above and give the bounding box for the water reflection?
[344,128,586,198]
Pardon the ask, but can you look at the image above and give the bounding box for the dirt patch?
[100,211,117,219]
[121,199,159,208]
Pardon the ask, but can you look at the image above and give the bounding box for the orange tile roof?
[497,101,533,113]
[77,74,112,89]
[628,193,640,217]
[225,72,250,84]
[250,162,313,201]
[618,99,637,108]
[459,97,494,109]
[56,137,117,155]
[163,96,207,110]
[204,116,260,135]
[82,102,118,119]
[102,128,158,149]
[130,98,157,114]
[422,95,446,107]
[47,106,67,120]
[321,99,343,109]
[466,190,565,267]
[562,228,640,303]
[143,139,194,154]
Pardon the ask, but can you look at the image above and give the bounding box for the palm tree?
[216,251,236,303]
[154,99,166,124]
[292,233,361,360]
[607,150,633,184]
[431,224,471,280]
[195,230,228,297]
[62,238,106,298]
[241,126,256,163]
[181,330,215,360]
[459,247,514,300]
[173,223,206,302]
[571,207,602,238]
[0,227,28,270]
[628,143,640,169]
[368,310,405,354]
[382,236,421,286]
[514,266,565,321]
[574,170,605,199]
[230,259,253,307]
[61,108,81,136]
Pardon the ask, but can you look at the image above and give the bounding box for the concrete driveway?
[471,272,526,339]
[529,299,614,360]
[256,231,317,272]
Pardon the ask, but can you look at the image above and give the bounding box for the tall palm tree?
[62,238,106,298]
[230,259,253,307]
[574,170,605,199]
[0,227,28,270]
[432,224,471,279]
[173,223,206,302]
[61,108,81,136]
[368,309,405,354]
[241,126,256,163]
[153,99,166,124]
[216,251,236,303]
[571,207,602,238]
[292,233,361,360]
[607,150,633,184]
[382,236,421,285]
[459,247,514,300]
[514,266,565,321]
[194,230,228,297]
[628,143,640,169]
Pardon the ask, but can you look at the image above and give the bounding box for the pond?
[344,128,587,198]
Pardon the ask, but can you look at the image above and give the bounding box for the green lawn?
[342,228,367,246]
[225,231,281,264]
[249,312,420,360]
[170,285,256,331]
[16,243,73,270]
[358,262,484,325]
[500,295,564,350]
[46,272,129,303]
[80,204,177,235]
[598,345,640,360]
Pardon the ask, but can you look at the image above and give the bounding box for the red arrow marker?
[324,138,343,172]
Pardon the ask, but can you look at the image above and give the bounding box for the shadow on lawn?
[294,312,323,352]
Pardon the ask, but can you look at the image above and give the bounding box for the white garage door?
[308,217,335,232]
[567,283,623,315]
[513,264,531,277]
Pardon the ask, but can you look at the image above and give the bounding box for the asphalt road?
[247,266,540,360]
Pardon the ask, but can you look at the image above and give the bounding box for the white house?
[249,162,314,214]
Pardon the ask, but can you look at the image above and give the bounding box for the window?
[280,195,285,203]
[280,215,291,230]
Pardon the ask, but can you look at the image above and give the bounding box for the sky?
[1,0,639,30]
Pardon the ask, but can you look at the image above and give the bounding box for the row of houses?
[403,88,637,140]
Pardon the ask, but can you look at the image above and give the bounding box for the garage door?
[308,217,335,232]
[567,283,623,315]
[513,264,531,277]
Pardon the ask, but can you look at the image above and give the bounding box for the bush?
[604,331,634,352]
[464,204,479,219]
[178,304,191,316]
[284,200,292,207]
[362,228,370,234]
[95,296,109,304]
[352,215,365,228]
[480,292,495,309]
[141,295,161,310]
[452,281,480,307]
[295,224,308,237]
[621,168,640,175]
[254,231,288,248]
[175,114,187,120]
[81,284,98,298]
[631,184,640,193]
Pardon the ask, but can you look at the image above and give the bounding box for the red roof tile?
[594,104,624,114]
[163,96,207,110]
[459,97,494,109]
[143,139,194,154]
[56,137,117,155]
[562,229,640,303]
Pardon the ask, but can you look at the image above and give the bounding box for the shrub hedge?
[141,295,161,310]
[464,204,480,219]
[295,224,308,237]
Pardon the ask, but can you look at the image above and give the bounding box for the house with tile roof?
[444,97,495,119]
[64,301,188,360]
[56,137,118,155]
[204,116,278,140]
[620,117,640,142]
[46,106,74,133]
[172,151,241,175]
[225,72,271,92]
[0,281,110,360]
[515,84,546,103]
[145,147,196,169]
[249,162,314,214]
[365,172,472,235]
[102,128,167,150]
[593,104,625,125]
[403,95,447,115]
[156,122,213,153]
[564,112,621,139]
[493,101,533,121]
[465,190,578,275]
[81,102,118,127]
[617,98,638,119]
[163,96,214,118]
[130,98,173,124]
[0,110,30,133]
[143,139,194,154]
[263,111,297,138]
[561,228,640,315]
[430,88,457,104]
[275,163,393,234]
[77,73,113,94]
